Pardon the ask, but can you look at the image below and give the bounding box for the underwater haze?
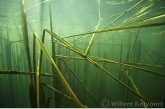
[0,0,165,108]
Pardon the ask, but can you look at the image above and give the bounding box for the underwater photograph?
[0,0,165,108]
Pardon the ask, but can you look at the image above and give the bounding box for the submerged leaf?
[0,15,9,18]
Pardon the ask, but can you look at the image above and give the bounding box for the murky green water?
[0,0,165,108]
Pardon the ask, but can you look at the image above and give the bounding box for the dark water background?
[0,0,165,108]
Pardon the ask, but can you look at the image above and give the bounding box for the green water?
[0,0,165,108]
